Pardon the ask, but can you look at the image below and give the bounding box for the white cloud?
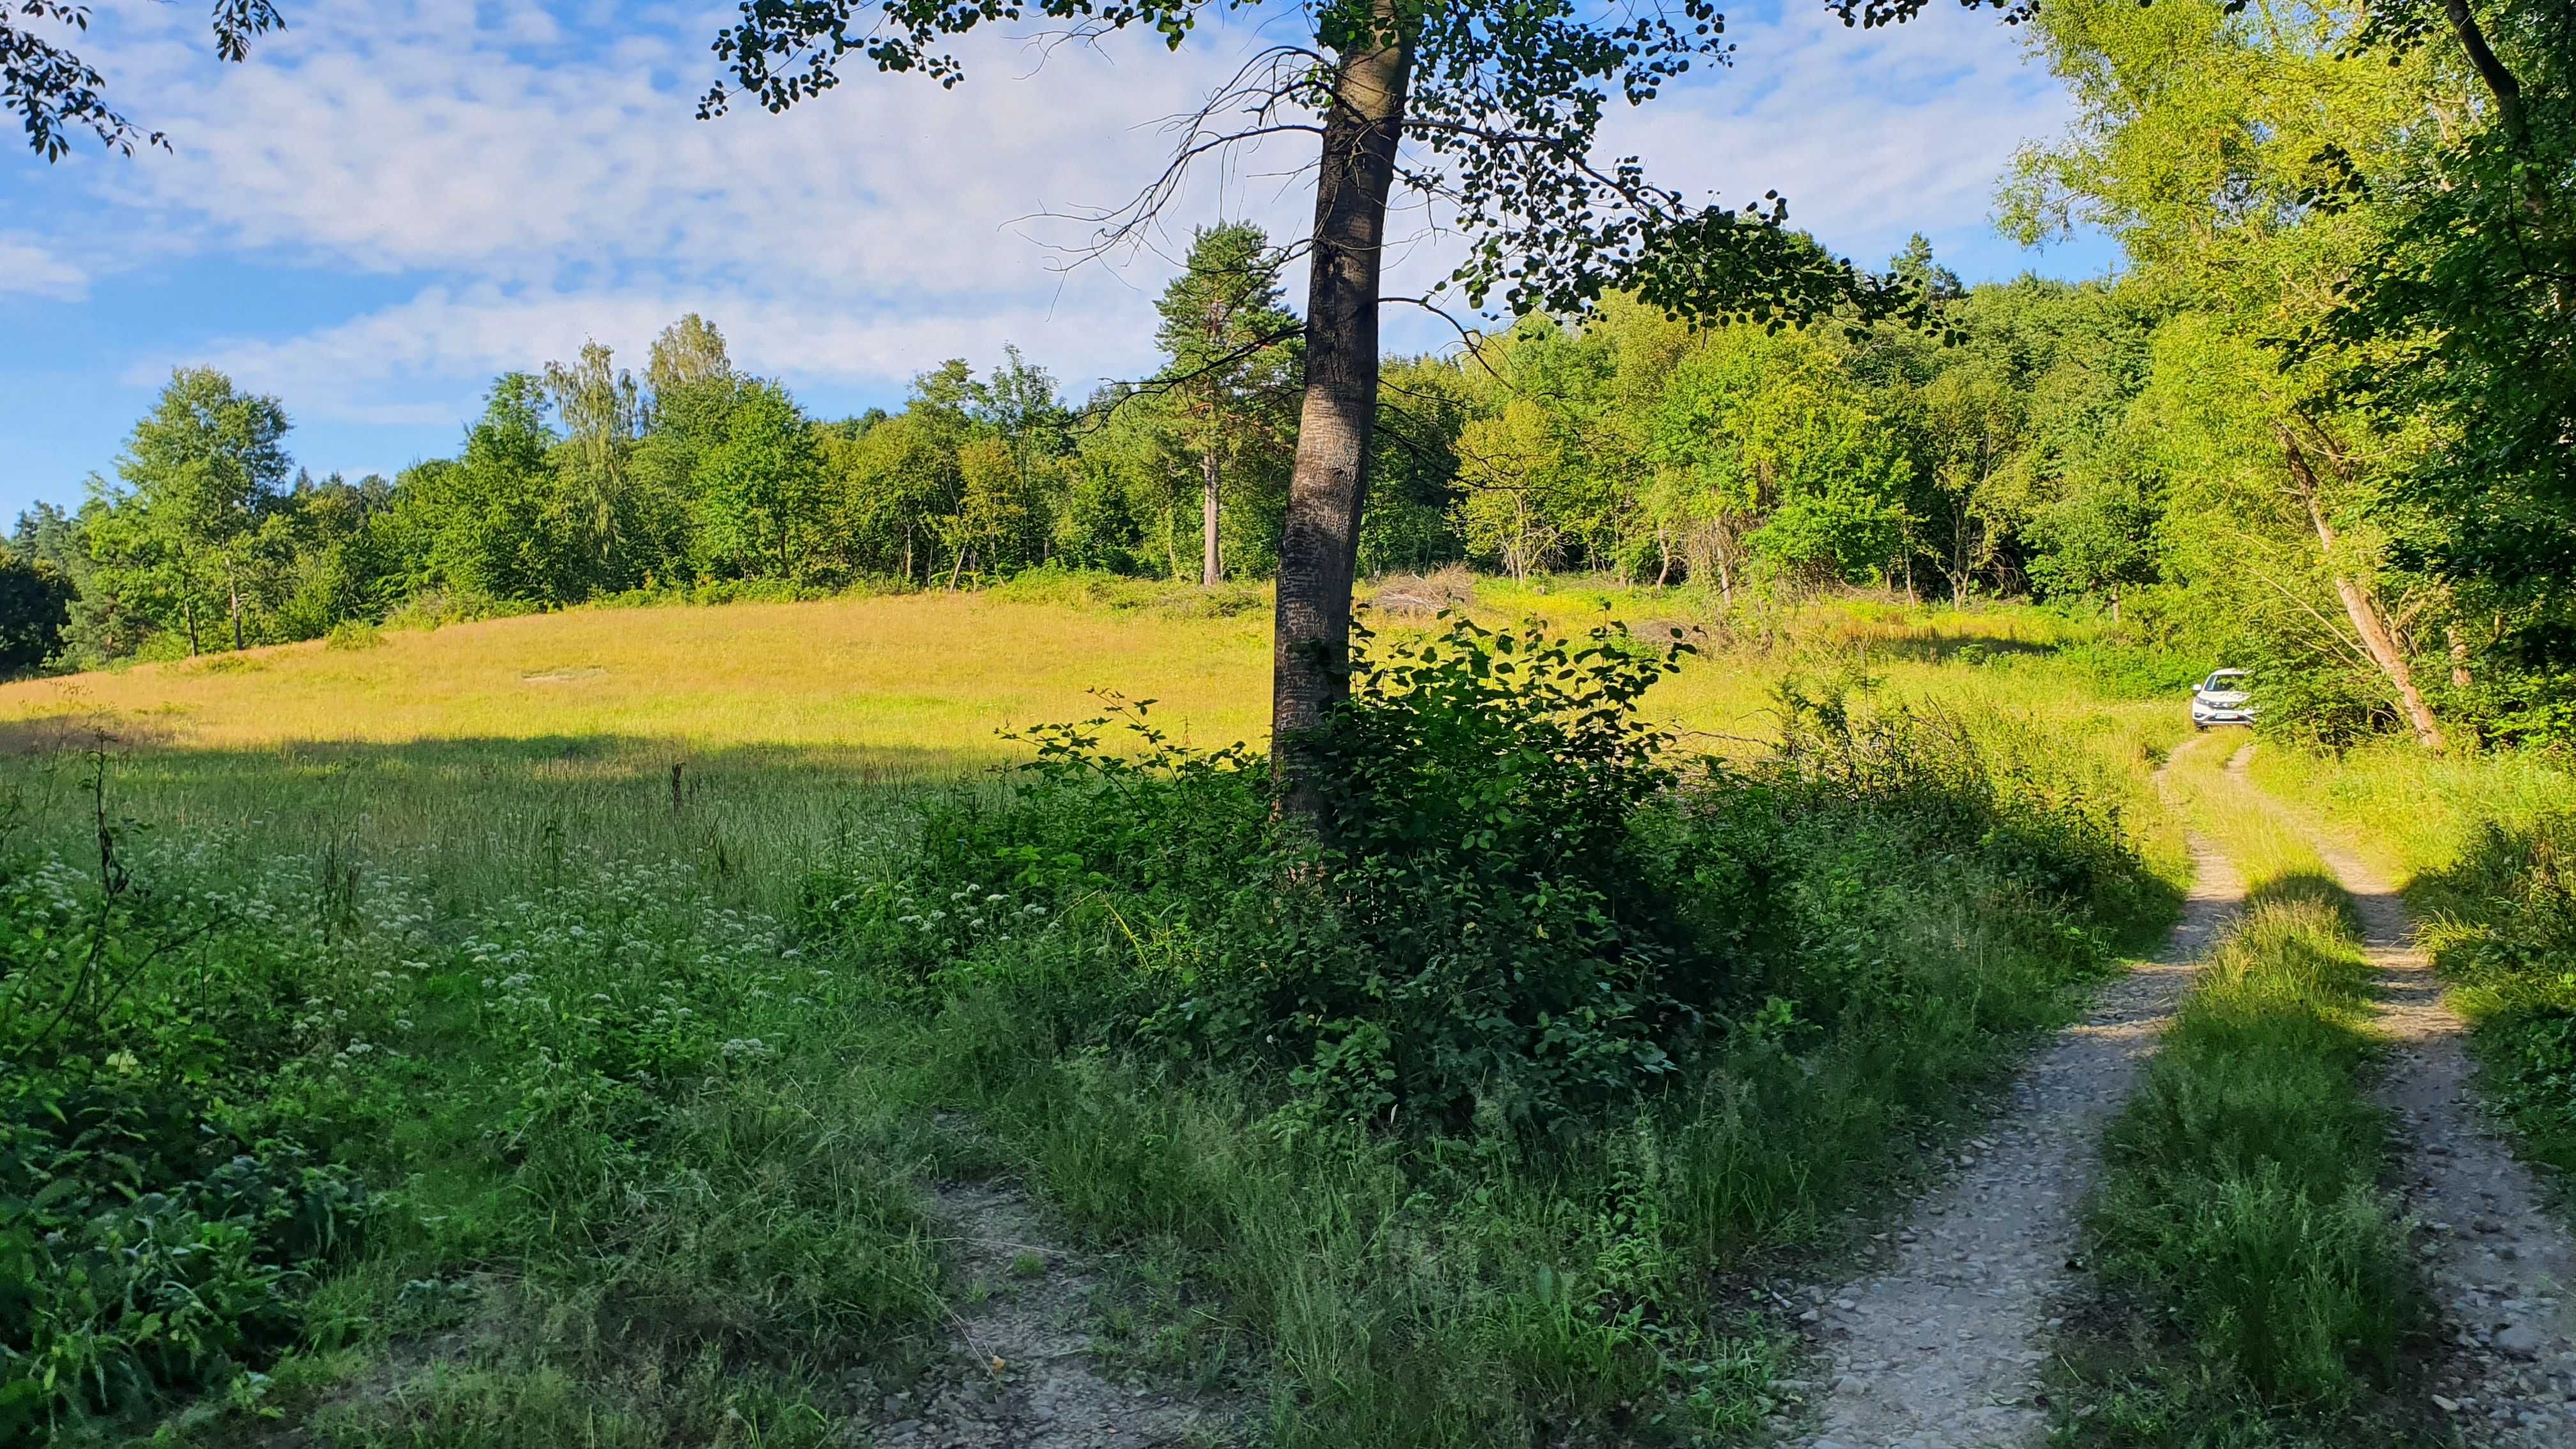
[40,0,2091,436]
[153,282,1167,423]
[1606,3,2066,268]
[0,234,88,299]
[81,1,1282,298]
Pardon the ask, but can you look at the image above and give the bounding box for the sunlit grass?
[2,578,2200,1447]
[0,581,2181,910]
[2248,739,2576,910]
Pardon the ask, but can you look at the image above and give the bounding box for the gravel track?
[2235,748,2576,1445]
[1791,733,2246,1449]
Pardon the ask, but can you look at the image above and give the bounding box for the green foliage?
[1148,222,1301,583]
[322,620,383,652]
[2419,813,2576,1175]
[0,765,371,1435]
[0,758,951,1443]
[776,632,2170,1443]
[83,367,296,658]
[806,617,2161,1135]
[2327,0,2576,703]
[0,548,72,677]
[690,381,827,582]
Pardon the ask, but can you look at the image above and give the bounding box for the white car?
[2191,669,2255,730]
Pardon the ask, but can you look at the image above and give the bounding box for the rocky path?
[870,1181,1231,1449]
[2237,755,2576,1445]
[1793,735,2246,1449]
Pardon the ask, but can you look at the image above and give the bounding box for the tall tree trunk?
[2448,625,2475,691]
[226,555,244,652]
[1201,447,1223,587]
[2444,0,2528,144]
[1272,22,1412,823]
[2280,429,2448,750]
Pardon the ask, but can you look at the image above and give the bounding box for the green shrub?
[323,620,385,650]
[0,780,372,1436]
[805,618,2161,1132]
[806,618,1736,1124]
[0,763,946,1441]
[2421,813,2576,1167]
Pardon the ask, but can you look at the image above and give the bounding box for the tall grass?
[0,586,2189,1445]
[866,709,2174,1448]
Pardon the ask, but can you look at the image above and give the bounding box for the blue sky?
[0,0,2117,521]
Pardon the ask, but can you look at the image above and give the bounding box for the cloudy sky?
[0,0,2115,519]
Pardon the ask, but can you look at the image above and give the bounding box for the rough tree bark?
[2280,428,2448,750]
[1271,24,1411,823]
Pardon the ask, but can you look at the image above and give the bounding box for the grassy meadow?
[1,577,2202,1448]
[0,574,2169,907]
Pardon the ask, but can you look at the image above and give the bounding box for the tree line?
[6,229,2086,671]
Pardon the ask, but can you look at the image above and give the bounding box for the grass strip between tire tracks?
[2057,751,2434,1446]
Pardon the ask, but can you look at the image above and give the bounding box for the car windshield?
[2205,673,2248,691]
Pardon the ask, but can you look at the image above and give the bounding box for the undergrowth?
[0,760,948,1446]
[2416,812,2576,1176]
[795,617,2175,1445]
[4,614,2177,1446]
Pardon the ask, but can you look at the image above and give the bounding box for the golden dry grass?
[0,583,2090,762]
[0,581,2186,907]
[0,593,1276,762]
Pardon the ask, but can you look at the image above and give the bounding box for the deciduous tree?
[700,0,1922,818]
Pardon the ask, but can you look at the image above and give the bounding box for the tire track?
[1793,733,2244,1449]
[2234,747,2576,1445]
